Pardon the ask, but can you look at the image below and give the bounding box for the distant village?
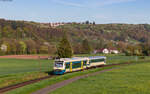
[49,22,65,27]
[40,21,96,28]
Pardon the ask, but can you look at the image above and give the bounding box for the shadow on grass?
[45,71,54,75]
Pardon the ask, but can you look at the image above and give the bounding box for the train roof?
[55,56,106,62]
[55,57,88,62]
[88,56,106,60]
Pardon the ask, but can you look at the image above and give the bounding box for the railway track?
[0,62,132,94]
[0,75,55,94]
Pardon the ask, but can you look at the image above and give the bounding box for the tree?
[82,39,92,54]
[116,41,126,52]
[57,34,73,58]
[105,41,114,49]
[48,45,56,56]
[95,38,105,49]
[2,26,13,38]
[19,41,27,54]
[141,43,150,56]
[85,20,90,24]
[73,43,83,54]
[16,27,23,40]
[125,45,134,56]
[25,39,37,54]
[0,26,2,39]
[10,40,17,54]
[93,21,96,25]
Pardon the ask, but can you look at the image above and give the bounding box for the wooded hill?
[58,23,150,44]
[0,19,150,55]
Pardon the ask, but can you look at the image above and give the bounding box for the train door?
[86,59,90,68]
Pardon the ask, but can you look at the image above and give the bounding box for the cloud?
[51,0,84,7]
[94,0,137,7]
[51,0,137,8]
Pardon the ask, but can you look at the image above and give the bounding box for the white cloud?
[51,0,137,8]
[93,0,137,7]
[51,0,84,7]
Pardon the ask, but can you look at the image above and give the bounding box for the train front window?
[55,61,63,68]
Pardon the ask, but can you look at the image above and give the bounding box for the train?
[53,56,106,75]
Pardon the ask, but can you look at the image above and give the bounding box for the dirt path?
[0,55,48,59]
[32,68,117,94]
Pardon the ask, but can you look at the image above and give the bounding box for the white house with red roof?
[94,48,119,54]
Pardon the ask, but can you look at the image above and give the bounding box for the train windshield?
[55,61,63,68]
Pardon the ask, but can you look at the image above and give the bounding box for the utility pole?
[38,56,41,77]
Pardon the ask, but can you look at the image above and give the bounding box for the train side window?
[90,59,105,63]
[65,62,70,69]
[72,61,81,68]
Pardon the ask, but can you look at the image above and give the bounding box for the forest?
[0,19,150,56]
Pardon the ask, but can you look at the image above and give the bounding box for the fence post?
[38,56,41,77]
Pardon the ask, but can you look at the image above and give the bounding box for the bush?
[0,50,5,56]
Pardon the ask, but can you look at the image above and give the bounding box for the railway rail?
[0,62,132,94]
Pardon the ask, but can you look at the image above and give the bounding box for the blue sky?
[0,0,149,24]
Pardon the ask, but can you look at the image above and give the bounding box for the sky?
[0,0,150,24]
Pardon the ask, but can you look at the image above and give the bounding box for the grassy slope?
[0,59,53,88]
[51,62,150,94]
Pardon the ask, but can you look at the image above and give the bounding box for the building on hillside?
[40,22,66,28]
[49,22,65,27]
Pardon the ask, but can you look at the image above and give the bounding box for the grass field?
[0,59,53,75]
[5,56,150,94]
[50,62,150,94]
[0,54,150,92]
[0,59,53,88]
[6,65,116,94]
[0,54,141,76]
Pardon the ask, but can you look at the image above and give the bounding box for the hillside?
[0,19,64,55]
[57,23,150,44]
[0,19,150,55]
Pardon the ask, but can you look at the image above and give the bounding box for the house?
[102,48,109,54]
[109,48,119,54]
[94,48,119,54]
[0,44,7,52]
[94,48,109,54]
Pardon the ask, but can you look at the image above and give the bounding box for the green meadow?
[0,59,53,75]
[0,59,53,88]
[51,61,150,94]
[3,55,150,94]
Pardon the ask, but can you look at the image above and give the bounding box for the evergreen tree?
[57,34,73,58]
[82,39,92,54]
[85,20,90,24]
[93,21,96,25]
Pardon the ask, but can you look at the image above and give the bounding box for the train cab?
[53,60,65,75]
